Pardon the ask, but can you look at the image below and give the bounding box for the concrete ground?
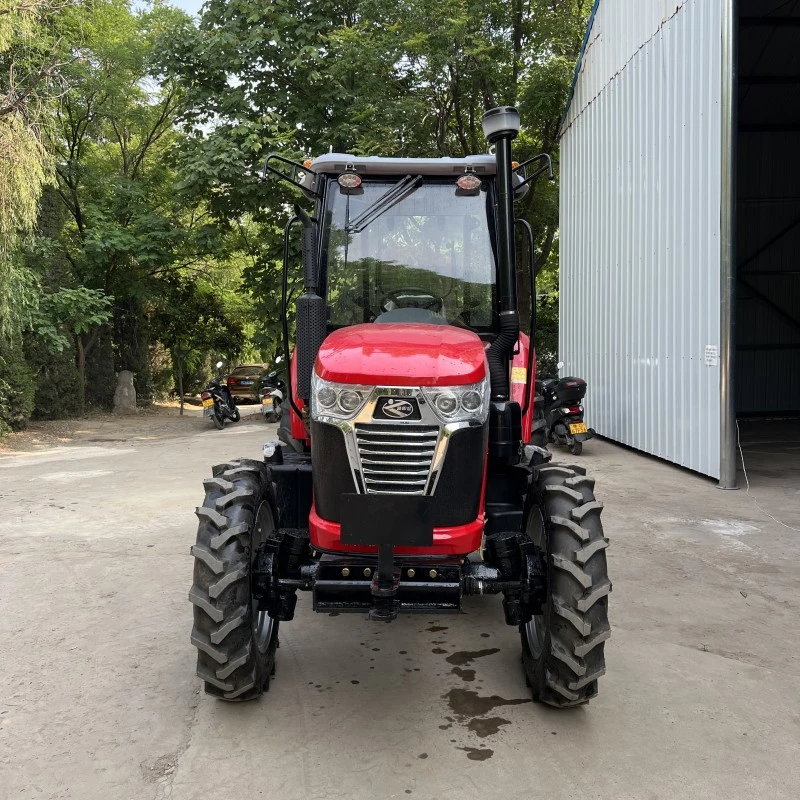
[0,408,798,800]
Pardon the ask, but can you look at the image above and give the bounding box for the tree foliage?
[166,0,590,360]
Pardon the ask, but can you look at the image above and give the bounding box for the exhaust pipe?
[294,205,326,401]
[482,106,521,401]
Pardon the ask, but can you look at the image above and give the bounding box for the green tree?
[0,0,74,338]
[152,276,246,413]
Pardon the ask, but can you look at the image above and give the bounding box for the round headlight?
[338,390,363,413]
[461,390,482,413]
[435,392,458,416]
[318,386,337,408]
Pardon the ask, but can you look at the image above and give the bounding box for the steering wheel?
[383,287,443,313]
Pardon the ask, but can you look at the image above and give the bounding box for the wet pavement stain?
[445,648,500,667]
[427,625,448,632]
[480,633,491,638]
[451,666,476,682]
[439,723,452,730]
[432,648,448,655]
[467,717,511,738]
[459,746,494,761]
[417,753,428,759]
[444,688,531,718]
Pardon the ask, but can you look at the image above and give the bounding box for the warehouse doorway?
[734,3,800,494]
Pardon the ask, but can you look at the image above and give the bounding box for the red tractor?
[189,107,610,707]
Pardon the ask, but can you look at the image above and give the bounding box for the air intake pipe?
[294,204,326,401]
[482,106,521,401]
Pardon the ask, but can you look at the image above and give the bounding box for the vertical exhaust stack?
[483,106,521,402]
[295,205,326,401]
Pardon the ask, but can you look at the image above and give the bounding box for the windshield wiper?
[346,174,423,234]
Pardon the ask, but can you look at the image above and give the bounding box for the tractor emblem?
[382,399,415,419]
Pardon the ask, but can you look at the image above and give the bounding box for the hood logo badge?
[383,399,415,419]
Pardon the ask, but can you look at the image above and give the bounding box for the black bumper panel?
[340,493,434,546]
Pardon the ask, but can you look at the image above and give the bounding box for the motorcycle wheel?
[569,440,583,456]
[231,408,241,422]
[212,411,224,430]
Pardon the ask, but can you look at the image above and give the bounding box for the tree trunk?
[76,336,86,415]
[177,355,184,416]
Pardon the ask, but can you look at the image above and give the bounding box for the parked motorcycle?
[259,367,286,424]
[536,362,595,455]
[201,361,240,430]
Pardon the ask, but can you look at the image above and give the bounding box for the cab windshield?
[322,179,497,330]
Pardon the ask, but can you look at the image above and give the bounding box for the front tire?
[190,458,279,700]
[521,464,610,707]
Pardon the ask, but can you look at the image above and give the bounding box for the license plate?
[240,380,253,385]
[569,422,588,434]
[202,398,213,409]
[261,396,270,405]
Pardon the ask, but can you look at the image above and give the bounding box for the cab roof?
[309,153,497,176]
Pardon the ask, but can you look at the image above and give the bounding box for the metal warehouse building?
[559,0,800,487]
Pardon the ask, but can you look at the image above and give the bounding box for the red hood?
[315,324,487,386]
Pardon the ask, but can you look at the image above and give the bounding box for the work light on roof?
[337,172,362,189]
[456,174,482,191]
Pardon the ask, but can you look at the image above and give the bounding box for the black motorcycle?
[201,361,240,430]
[536,364,595,456]
[259,368,286,424]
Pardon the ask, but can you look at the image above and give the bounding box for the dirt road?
[1,408,798,799]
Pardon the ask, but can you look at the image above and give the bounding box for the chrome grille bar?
[355,423,440,495]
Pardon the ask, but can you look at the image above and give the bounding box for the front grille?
[354,423,440,495]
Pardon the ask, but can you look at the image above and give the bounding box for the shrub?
[0,344,36,433]
[26,339,83,419]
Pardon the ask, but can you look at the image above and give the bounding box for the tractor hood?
[315,323,487,387]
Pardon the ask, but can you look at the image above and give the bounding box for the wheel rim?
[251,500,276,655]
[523,505,548,660]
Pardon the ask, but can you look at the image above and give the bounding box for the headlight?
[311,372,370,420]
[422,378,490,423]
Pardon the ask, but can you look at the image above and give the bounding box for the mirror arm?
[513,154,555,189]
[282,214,305,422]
[262,154,321,198]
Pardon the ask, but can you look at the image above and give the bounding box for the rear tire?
[569,440,583,456]
[190,458,279,700]
[212,411,224,430]
[520,463,610,707]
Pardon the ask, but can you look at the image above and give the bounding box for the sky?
[170,0,204,15]
[133,0,205,17]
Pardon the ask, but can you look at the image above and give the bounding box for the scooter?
[259,368,286,424]
[536,362,595,455]
[201,361,240,430]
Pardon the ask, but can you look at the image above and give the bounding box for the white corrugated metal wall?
[559,0,724,477]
